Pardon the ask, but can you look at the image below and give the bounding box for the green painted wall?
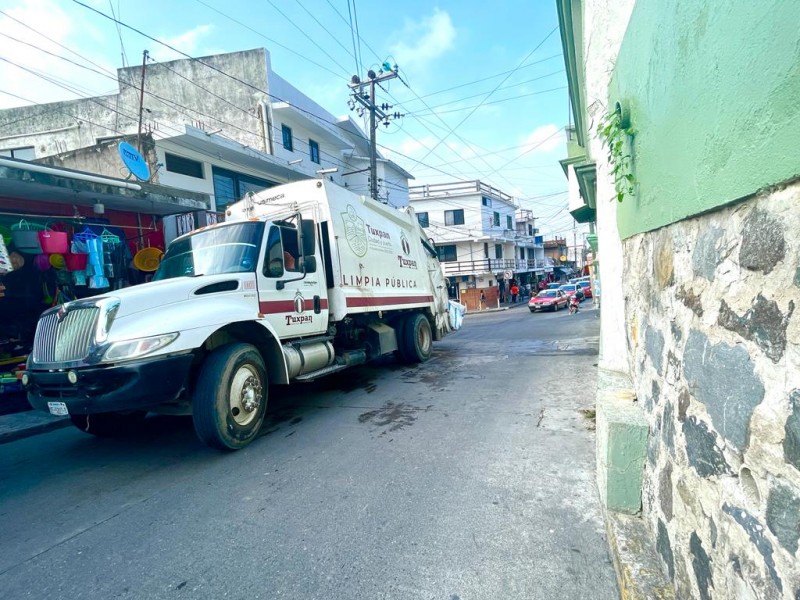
[611,0,800,239]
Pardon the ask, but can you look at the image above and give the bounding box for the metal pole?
[369,79,378,200]
[136,50,149,153]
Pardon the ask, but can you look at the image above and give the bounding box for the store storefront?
[0,159,209,414]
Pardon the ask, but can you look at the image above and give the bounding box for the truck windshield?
[154,222,265,280]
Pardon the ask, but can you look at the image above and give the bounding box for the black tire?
[192,343,267,451]
[397,313,433,364]
[69,411,147,437]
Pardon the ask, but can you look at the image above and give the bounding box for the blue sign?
[118,141,151,181]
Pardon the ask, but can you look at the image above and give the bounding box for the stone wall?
[623,181,800,599]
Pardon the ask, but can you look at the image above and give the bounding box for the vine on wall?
[597,105,636,202]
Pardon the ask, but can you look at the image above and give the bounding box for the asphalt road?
[0,303,617,600]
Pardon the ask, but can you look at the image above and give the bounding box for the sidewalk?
[0,410,69,444]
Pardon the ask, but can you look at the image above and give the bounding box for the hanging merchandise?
[38,229,68,254]
[10,220,45,254]
[85,236,109,289]
[33,254,51,272]
[0,234,13,275]
[133,247,163,272]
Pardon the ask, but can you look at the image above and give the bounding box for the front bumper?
[25,353,194,414]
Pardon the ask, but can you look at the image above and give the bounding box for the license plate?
[47,402,69,416]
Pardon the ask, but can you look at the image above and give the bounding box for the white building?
[408,180,548,299]
[0,48,413,219]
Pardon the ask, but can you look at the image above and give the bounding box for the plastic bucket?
[64,253,89,271]
[33,254,51,272]
[133,247,163,272]
[11,229,42,254]
[49,254,66,270]
[38,230,68,254]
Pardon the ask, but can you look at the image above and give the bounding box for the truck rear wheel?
[398,313,433,363]
[192,343,267,451]
[69,411,147,437]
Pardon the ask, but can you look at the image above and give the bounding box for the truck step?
[294,364,349,382]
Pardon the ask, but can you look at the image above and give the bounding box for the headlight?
[102,333,179,362]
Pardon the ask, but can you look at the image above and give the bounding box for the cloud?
[154,24,214,61]
[390,9,456,73]
[521,124,565,154]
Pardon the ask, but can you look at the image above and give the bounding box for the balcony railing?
[409,180,515,204]
[441,258,554,276]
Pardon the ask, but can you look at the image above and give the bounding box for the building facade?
[409,180,549,305]
[0,48,412,213]
[558,1,800,598]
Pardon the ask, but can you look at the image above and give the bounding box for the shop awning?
[0,158,210,216]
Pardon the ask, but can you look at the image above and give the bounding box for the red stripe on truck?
[259,299,328,313]
[345,295,433,307]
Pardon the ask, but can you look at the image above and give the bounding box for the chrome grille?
[33,306,100,364]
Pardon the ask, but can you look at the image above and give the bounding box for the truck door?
[257,223,328,336]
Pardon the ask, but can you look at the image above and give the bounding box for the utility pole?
[136,50,149,153]
[348,64,400,201]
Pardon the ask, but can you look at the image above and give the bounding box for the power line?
[414,25,559,166]
[262,0,351,78]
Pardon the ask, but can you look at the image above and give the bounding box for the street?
[0,304,617,600]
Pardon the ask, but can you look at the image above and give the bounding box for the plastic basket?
[33,254,51,272]
[64,253,88,271]
[38,230,68,254]
[10,220,45,254]
[133,247,163,272]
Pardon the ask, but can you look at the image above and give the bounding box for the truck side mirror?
[301,219,316,256]
[299,255,317,273]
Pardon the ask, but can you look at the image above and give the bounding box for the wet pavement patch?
[358,402,427,434]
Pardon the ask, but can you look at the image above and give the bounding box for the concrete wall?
[625,183,800,599]
[611,0,800,239]
[583,0,637,374]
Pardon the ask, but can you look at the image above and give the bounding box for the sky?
[0,0,585,242]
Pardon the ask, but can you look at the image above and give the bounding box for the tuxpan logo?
[341,205,368,257]
[400,232,411,256]
[293,291,305,314]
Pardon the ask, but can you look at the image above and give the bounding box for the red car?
[529,289,568,312]
[576,280,593,299]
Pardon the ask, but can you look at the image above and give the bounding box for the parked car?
[576,280,592,299]
[529,289,568,312]
[559,283,585,301]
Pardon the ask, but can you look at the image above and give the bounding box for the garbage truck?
[23,179,458,450]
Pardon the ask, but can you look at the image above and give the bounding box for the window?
[263,226,284,278]
[437,244,457,262]
[212,166,277,211]
[506,215,513,229]
[416,212,429,228]
[281,125,293,151]
[481,196,492,207]
[495,244,503,259]
[445,209,464,226]
[309,139,320,164]
[493,211,500,227]
[483,243,489,258]
[165,153,204,179]
[0,146,35,160]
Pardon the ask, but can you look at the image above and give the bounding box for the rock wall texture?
[623,181,800,599]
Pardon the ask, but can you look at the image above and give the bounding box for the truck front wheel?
[192,343,267,451]
[398,313,433,363]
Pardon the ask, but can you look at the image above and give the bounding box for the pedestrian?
[510,283,519,303]
[480,290,486,311]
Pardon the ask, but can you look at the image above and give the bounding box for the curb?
[605,511,675,600]
[0,411,70,445]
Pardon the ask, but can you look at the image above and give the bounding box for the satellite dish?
[118,141,151,181]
